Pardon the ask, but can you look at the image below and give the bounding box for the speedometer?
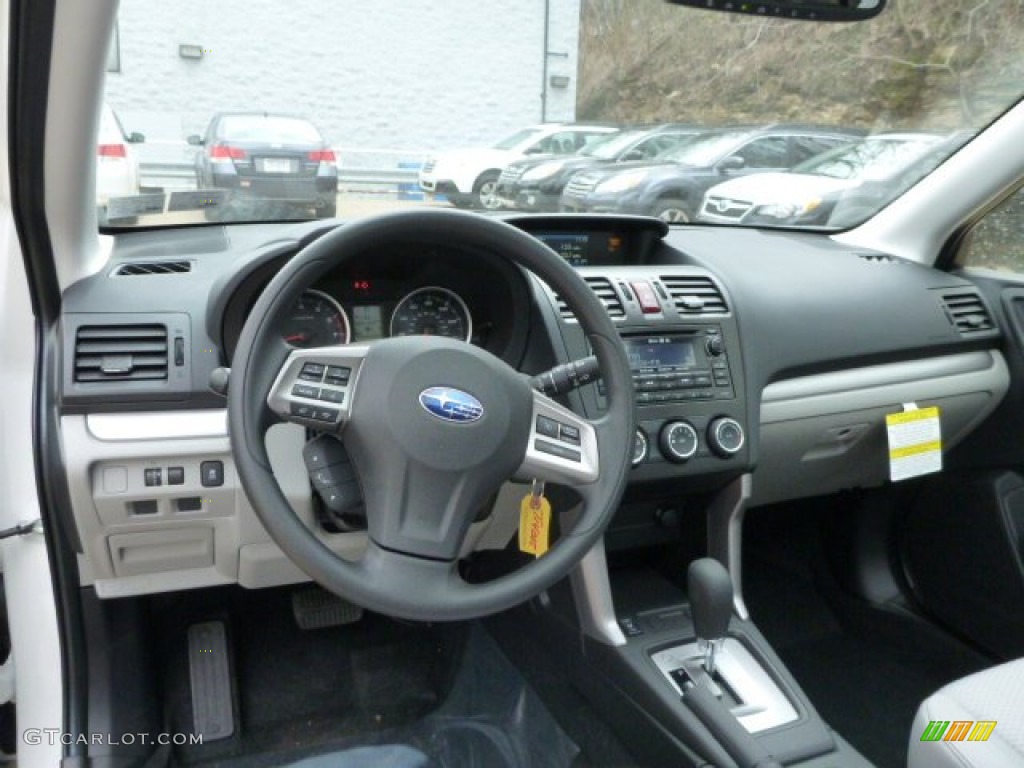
[389,286,472,342]
[281,289,351,348]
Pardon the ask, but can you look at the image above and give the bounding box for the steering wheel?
[228,209,634,621]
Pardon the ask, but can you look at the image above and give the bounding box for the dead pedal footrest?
[292,587,364,630]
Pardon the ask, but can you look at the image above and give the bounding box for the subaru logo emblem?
[418,387,484,423]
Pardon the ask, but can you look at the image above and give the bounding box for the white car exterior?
[418,123,619,210]
[698,133,947,226]
[95,104,141,205]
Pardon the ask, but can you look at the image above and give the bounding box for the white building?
[105,0,582,168]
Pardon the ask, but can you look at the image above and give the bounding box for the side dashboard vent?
[940,291,994,334]
[74,324,169,382]
[555,277,626,321]
[857,252,899,264]
[113,260,192,276]
[660,275,729,315]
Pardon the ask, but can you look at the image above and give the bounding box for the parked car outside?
[95,103,144,206]
[559,124,864,221]
[698,132,965,227]
[494,124,707,212]
[418,123,621,210]
[188,112,339,220]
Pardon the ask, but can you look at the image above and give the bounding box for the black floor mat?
[741,505,991,768]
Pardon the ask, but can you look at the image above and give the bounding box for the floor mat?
[741,507,991,768]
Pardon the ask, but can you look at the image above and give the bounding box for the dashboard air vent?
[660,275,728,315]
[554,277,626,321]
[74,324,169,382]
[857,252,898,264]
[113,260,192,276]
[940,291,994,334]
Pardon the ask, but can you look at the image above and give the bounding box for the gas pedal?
[187,621,235,741]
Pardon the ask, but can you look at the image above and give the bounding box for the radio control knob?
[705,336,724,357]
[632,429,649,467]
[707,417,745,457]
[659,421,699,463]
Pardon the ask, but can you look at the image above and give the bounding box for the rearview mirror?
[665,0,885,22]
[718,156,746,172]
[127,132,145,144]
[186,134,203,146]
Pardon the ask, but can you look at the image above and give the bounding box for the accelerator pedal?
[187,621,235,741]
[292,587,364,630]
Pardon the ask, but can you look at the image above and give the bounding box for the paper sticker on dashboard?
[886,405,942,482]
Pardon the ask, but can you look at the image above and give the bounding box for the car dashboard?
[57,214,1009,597]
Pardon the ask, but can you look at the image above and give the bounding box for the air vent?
[74,325,169,382]
[940,291,994,334]
[554,277,626,321]
[660,275,729,315]
[113,260,192,276]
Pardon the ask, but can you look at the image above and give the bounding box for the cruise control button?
[318,388,345,404]
[325,365,350,385]
[534,439,582,463]
[301,362,326,377]
[292,383,320,399]
[536,415,560,439]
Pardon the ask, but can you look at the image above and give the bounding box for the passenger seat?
[908,658,1024,766]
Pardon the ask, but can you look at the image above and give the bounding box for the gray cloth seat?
[908,657,1024,767]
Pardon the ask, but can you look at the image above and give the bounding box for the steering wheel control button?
[708,417,745,457]
[312,407,340,423]
[534,439,583,463]
[290,402,315,419]
[536,415,560,439]
[660,421,699,463]
[167,466,185,486]
[299,362,326,382]
[200,461,224,487]
[325,365,350,385]
[632,429,649,466]
[317,388,345,404]
[559,423,581,445]
[292,383,320,399]
[144,467,162,487]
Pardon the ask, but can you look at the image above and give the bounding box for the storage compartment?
[108,527,214,576]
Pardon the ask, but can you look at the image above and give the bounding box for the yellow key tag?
[519,493,552,558]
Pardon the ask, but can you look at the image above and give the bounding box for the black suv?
[494,124,706,212]
[189,112,339,219]
[559,124,865,222]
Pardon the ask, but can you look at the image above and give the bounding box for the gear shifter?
[688,558,734,677]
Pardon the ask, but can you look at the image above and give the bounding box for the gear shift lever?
[688,558,734,677]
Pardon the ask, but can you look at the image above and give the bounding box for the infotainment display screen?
[624,336,697,373]
[536,232,625,267]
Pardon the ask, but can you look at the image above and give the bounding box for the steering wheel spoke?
[267,344,370,431]
[517,390,600,486]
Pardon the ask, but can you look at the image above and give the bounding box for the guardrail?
[137,143,429,198]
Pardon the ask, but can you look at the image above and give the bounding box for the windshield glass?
[98,0,1024,229]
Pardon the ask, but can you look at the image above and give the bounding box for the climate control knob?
[707,417,745,457]
[659,421,699,463]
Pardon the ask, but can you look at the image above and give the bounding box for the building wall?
[105,0,581,157]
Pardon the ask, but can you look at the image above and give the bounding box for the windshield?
[792,136,943,180]
[99,0,1024,229]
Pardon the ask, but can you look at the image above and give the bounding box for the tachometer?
[389,286,472,342]
[281,289,351,348]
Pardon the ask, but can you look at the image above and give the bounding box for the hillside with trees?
[577,0,1024,133]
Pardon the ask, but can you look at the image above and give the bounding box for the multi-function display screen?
[536,232,625,267]
[625,336,697,373]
